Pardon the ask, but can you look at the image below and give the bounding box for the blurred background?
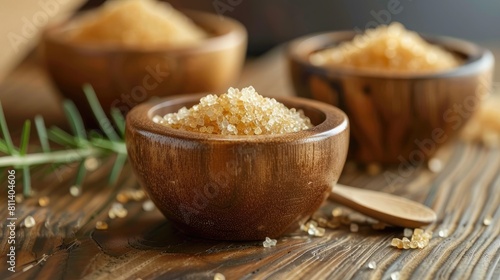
[2,0,500,77]
[77,0,500,55]
[0,0,499,128]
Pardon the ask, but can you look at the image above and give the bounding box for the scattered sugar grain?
[428,158,443,173]
[438,229,449,238]
[84,157,99,171]
[483,216,492,226]
[262,237,277,248]
[38,196,50,207]
[302,221,326,237]
[130,190,146,201]
[413,228,424,236]
[70,185,81,197]
[390,271,401,280]
[332,207,343,217]
[24,216,36,228]
[115,208,128,218]
[307,226,318,236]
[314,227,326,237]
[367,261,377,270]
[142,200,155,211]
[403,228,413,237]
[423,230,433,239]
[95,221,108,230]
[108,202,128,218]
[402,237,411,249]
[15,195,24,203]
[391,238,401,247]
[391,228,432,250]
[214,273,226,280]
[116,193,129,203]
[108,209,116,219]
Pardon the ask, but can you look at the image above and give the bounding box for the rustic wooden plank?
[1,143,498,279]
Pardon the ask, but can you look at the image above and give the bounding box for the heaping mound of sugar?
[153,86,313,135]
[69,0,207,47]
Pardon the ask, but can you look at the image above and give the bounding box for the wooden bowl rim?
[42,9,247,54]
[287,30,494,79]
[126,94,349,143]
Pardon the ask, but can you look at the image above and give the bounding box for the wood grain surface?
[0,48,499,280]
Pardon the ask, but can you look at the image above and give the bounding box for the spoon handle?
[329,184,437,228]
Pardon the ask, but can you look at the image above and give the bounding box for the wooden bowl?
[288,31,494,164]
[41,10,247,125]
[126,94,349,240]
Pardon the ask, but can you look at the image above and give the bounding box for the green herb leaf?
[35,115,51,153]
[48,126,79,147]
[110,107,126,138]
[63,100,87,140]
[0,101,17,155]
[109,153,127,185]
[0,139,9,154]
[23,166,31,196]
[75,160,87,189]
[83,84,120,142]
[19,120,31,156]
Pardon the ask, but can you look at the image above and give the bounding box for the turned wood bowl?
[126,94,349,240]
[41,10,247,125]
[288,31,494,164]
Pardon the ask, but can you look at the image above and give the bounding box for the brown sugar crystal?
[154,86,313,135]
[310,22,460,73]
[68,0,207,47]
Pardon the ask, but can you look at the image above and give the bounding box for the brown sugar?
[461,95,500,147]
[310,22,460,73]
[153,86,313,135]
[68,0,207,47]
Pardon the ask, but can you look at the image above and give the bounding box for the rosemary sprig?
[0,85,128,196]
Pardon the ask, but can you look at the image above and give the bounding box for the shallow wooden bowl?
[41,10,247,125]
[126,94,349,240]
[288,31,494,164]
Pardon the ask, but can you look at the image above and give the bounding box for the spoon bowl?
[330,184,436,228]
[126,94,349,240]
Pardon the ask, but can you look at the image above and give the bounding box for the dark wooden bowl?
[41,10,247,125]
[288,31,494,164]
[126,94,349,240]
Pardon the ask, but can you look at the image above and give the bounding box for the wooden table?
[1,48,499,280]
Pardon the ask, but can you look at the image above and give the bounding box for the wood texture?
[0,49,499,280]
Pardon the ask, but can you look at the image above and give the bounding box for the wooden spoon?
[330,184,437,228]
